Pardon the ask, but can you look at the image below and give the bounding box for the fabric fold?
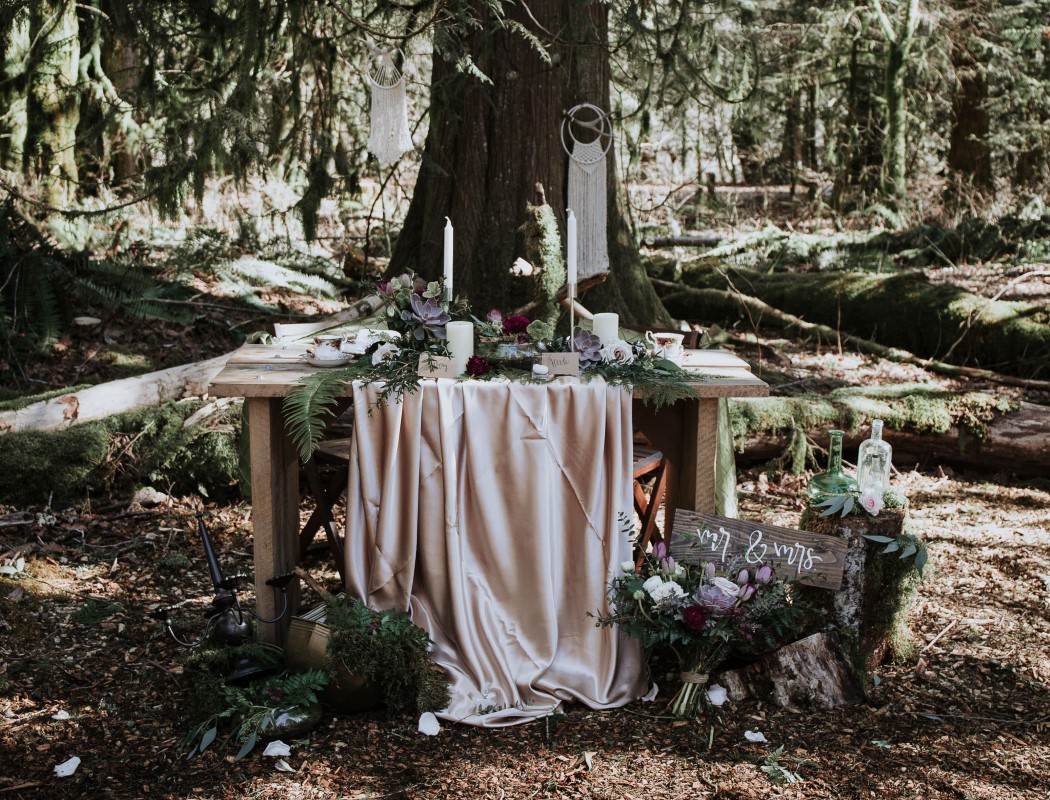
[343,378,646,726]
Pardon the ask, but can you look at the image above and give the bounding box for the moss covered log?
[664,265,1050,379]
[728,386,1050,476]
[0,399,242,508]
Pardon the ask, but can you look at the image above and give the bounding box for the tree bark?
[946,3,992,196]
[389,1,668,325]
[26,0,80,206]
[872,0,920,205]
[0,8,29,171]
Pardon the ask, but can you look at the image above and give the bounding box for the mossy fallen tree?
[728,386,1049,477]
[0,399,243,508]
[664,265,1050,380]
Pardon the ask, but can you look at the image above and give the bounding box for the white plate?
[303,352,352,368]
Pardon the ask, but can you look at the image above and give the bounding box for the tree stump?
[798,508,923,684]
[718,632,863,710]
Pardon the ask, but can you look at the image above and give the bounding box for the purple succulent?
[696,584,737,615]
[402,293,450,341]
[573,327,602,367]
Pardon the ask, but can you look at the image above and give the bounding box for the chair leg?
[634,462,668,567]
[300,457,346,568]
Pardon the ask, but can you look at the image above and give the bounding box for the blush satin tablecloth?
[343,378,647,726]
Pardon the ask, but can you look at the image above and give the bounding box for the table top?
[208,344,769,399]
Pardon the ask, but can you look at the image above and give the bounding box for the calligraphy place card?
[538,352,581,376]
[417,354,458,379]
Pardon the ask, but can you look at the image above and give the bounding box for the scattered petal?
[418,712,441,736]
[54,756,81,777]
[273,758,296,773]
[641,683,659,703]
[744,730,768,743]
[262,740,291,757]
[51,710,71,721]
[706,684,728,707]
[582,751,596,770]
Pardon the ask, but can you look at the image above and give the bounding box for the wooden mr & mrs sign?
[668,510,847,590]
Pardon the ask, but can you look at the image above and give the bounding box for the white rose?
[649,581,686,605]
[711,576,741,597]
[371,342,400,365]
[620,561,637,574]
[600,339,635,366]
[642,575,664,595]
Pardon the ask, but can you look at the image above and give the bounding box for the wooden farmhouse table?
[207,343,768,644]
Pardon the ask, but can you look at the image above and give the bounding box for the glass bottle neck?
[828,430,844,473]
[871,419,884,441]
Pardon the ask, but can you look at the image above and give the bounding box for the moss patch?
[0,399,242,508]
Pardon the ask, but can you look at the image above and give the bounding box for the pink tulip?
[756,565,773,584]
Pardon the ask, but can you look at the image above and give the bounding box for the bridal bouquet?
[594,542,802,717]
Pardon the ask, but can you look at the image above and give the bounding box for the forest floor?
[2,326,1048,800]
[2,196,1049,798]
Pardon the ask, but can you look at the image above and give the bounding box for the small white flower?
[620,560,636,574]
[649,580,686,605]
[371,342,400,365]
[600,339,635,366]
[706,684,728,707]
[859,489,884,516]
[633,590,645,600]
[711,576,741,597]
[642,575,664,594]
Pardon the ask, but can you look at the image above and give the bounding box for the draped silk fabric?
[343,378,647,726]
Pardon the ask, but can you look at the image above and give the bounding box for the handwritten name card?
[537,352,581,376]
[668,511,846,590]
[417,355,458,379]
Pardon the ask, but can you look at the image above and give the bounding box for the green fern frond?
[282,369,349,459]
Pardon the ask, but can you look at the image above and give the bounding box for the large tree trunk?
[389,1,668,325]
[0,8,29,171]
[946,3,992,196]
[26,0,80,206]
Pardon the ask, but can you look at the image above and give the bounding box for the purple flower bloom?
[377,280,393,296]
[703,562,716,580]
[739,584,756,602]
[573,327,602,367]
[736,569,750,587]
[755,565,773,584]
[652,541,667,561]
[485,308,503,323]
[682,605,708,630]
[402,293,450,340]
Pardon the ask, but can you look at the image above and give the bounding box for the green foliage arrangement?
[284,273,699,459]
[322,595,450,717]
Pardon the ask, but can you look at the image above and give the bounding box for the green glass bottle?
[807,429,860,502]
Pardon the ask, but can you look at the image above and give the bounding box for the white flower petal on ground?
[51,710,71,721]
[262,740,291,757]
[54,756,80,777]
[273,758,296,772]
[641,683,659,702]
[418,712,441,736]
[706,684,728,707]
[744,730,769,743]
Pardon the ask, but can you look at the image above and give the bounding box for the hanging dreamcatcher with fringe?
[561,103,613,279]
[367,45,413,165]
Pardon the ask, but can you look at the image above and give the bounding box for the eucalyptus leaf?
[901,542,917,559]
[883,541,900,554]
[198,725,218,754]
[914,548,929,575]
[864,535,896,543]
[235,730,258,761]
[842,496,855,517]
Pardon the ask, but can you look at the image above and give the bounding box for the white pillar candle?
[446,321,474,375]
[566,208,577,287]
[592,313,619,347]
[443,217,454,300]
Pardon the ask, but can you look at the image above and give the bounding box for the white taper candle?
[566,208,577,287]
[443,217,454,300]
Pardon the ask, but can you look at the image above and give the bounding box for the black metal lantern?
[150,513,293,682]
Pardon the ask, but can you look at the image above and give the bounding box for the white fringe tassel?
[568,139,609,278]
[367,55,413,166]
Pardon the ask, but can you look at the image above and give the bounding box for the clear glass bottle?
[857,419,892,495]
[806,429,860,501]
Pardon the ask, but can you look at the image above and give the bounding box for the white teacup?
[311,334,344,360]
[645,331,685,365]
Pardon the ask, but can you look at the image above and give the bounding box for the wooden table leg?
[247,397,301,644]
[690,398,719,513]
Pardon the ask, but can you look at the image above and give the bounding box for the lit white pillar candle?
[446,321,474,375]
[443,217,454,300]
[592,313,619,347]
[566,208,577,287]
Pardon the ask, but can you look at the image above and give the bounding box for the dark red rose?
[504,315,530,335]
[466,355,491,376]
[683,605,708,630]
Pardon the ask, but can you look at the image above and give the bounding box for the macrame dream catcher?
[561,103,613,278]
[367,46,413,165]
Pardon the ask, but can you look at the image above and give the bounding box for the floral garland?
[284,273,701,459]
